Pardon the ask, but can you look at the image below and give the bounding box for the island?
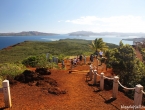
[0,31,59,36]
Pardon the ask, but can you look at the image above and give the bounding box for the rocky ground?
[0,56,140,110]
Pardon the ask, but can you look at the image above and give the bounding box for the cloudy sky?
[0,0,145,33]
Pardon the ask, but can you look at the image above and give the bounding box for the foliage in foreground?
[0,63,27,86]
[105,41,145,99]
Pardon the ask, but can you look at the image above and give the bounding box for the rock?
[35,68,51,75]
[44,77,58,87]
[14,70,44,83]
[28,81,37,86]
[14,74,25,83]
[48,87,66,95]
[13,69,66,95]
[36,80,51,88]
[6,75,17,85]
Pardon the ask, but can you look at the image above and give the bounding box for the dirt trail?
[0,57,134,110]
[135,47,143,61]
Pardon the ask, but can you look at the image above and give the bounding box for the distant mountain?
[123,38,145,42]
[69,31,145,37]
[69,31,96,36]
[0,31,59,36]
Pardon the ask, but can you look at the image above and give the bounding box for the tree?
[106,42,145,87]
[119,40,124,47]
[89,38,108,54]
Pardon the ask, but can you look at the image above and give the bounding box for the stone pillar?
[2,80,12,108]
[112,76,119,98]
[52,56,55,62]
[46,53,49,61]
[100,73,104,90]
[56,57,58,64]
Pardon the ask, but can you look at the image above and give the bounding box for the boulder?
[35,68,51,75]
[14,74,25,83]
[14,70,44,83]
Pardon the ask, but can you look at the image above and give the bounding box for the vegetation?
[0,39,118,63]
[22,54,59,69]
[0,38,118,85]
[1,38,145,101]
[0,63,27,85]
[89,38,108,52]
[105,41,145,99]
[137,44,145,61]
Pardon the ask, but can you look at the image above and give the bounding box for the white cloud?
[65,16,98,25]
[65,15,145,32]
[58,20,63,22]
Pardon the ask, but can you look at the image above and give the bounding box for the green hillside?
[0,39,118,63]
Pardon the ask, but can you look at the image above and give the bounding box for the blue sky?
[0,0,145,34]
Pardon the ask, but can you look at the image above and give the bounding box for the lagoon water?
[0,35,133,50]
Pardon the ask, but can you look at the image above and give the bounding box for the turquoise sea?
[0,35,133,50]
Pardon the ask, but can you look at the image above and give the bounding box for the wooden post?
[100,73,104,90]
[89,65,93,81]
[2,80,12,108]
[112,76,119,98]
[134,84,143,107]
[93,70,97,85]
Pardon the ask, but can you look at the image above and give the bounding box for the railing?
[0,80,12,108]
[88,64,145,107]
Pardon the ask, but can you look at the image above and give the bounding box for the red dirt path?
[0,57,138,110]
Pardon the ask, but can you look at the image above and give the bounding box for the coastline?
[0,35,134,50]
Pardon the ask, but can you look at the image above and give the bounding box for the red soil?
[0,57,141,110]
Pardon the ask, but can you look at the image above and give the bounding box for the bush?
[57,54,65,63]
[0,63,27,80]
[22,54,59,69]
[22,56,38,67]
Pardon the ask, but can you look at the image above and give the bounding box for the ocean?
[0,35,133,50]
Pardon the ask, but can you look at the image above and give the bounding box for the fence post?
[100,73,104,90]
[89,65,93,81]
[112,76,119,98]
[134,84,143,107]
[2,80,12,108]
[93,70,97,85]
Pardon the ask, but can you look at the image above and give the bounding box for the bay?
[0,35,133,50]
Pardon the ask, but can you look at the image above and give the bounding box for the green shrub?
[22,54,59,69]
[22,56,38,67]
[57,54,65,63]
[0,63,27,80]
